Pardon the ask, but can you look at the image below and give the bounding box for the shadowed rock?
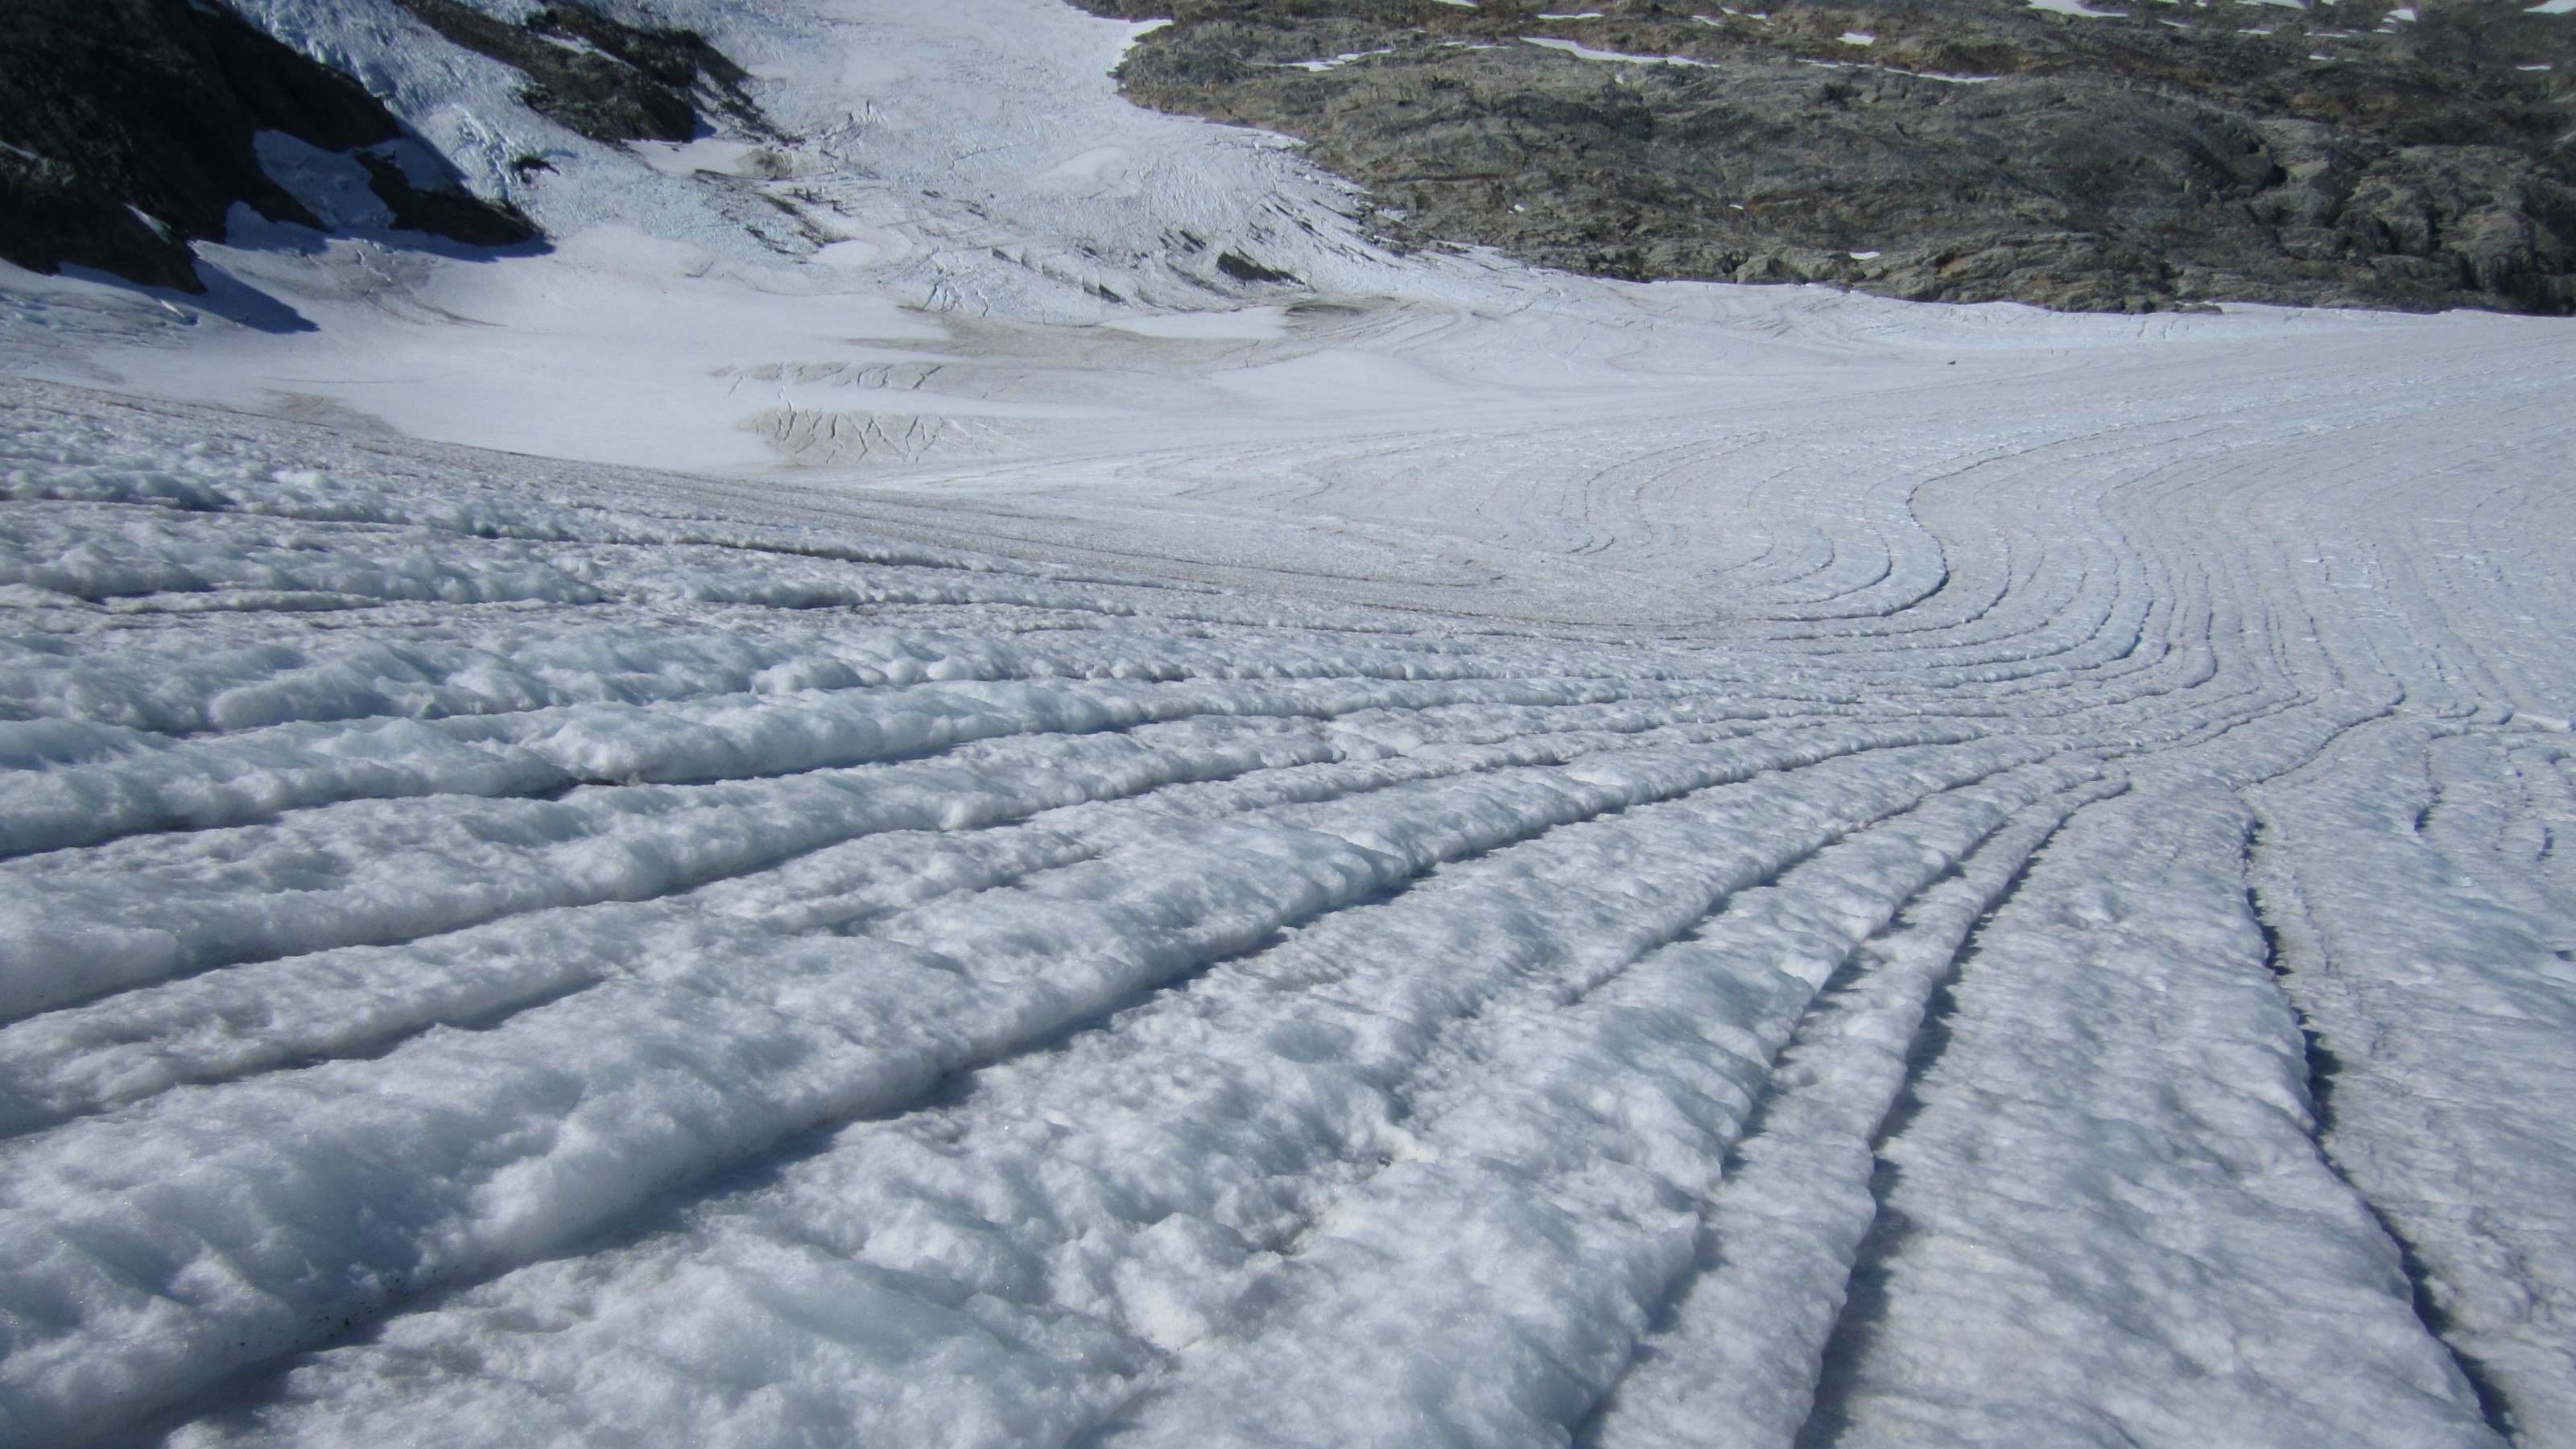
[388,0,764,145]
[0,0,535,291]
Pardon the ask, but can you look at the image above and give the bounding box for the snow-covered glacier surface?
[6,2,2576,1447]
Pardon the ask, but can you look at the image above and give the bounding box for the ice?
[1,0,2572,1445]
[1103,308,1290,341]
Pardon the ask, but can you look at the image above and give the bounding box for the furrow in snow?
[0,678,1807,1022]
[0,649,1733,858]
[153,741,2060,1449]
[1106,759,2107,1448]
[1578,775,2124,1449]
[0,724,1975,1446]
[2250,718,2576,1442]
[0,713,1778,1136]
[1791,786,2501,1449]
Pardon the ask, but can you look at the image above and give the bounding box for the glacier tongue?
[3,1,2575,1446]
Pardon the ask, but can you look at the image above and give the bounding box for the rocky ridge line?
[1074,0,2576,313]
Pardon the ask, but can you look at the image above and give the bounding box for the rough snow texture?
[2,2,2574,1447]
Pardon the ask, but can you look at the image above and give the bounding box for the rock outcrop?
[1075,0,2576,312]
[0,0,770,295]
[0,0,539,292]
[386,0,764,145]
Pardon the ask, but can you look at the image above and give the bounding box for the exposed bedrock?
[0,0,543,291]
[384,0,766,145]
[0,0,772,294]
[1073,0,2576,313]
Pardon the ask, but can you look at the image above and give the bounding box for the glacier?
[2,1,2574,1446]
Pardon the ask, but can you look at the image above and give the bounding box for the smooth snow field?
[6,2,2576,1446]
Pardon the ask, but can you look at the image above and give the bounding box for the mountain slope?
[1080,0,2576,312]
[0,0,533,291]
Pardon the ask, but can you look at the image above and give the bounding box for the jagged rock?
[1073,0,2576,313]
[350,151,543,246]
[387,0,764,145]
[0,0,534,291]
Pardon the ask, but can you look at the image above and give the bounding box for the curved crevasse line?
[0,712,1800,1135]
[1575,777,2121,1449]
[2246,820,2524,1444]
[159,746,2063,1449]
[1100,762,2105,1449]
[2248,716,2576,1442]
[1789,786,2500,1449]
[0,725,1980,1448]
[0,667,1711,860]
[3,683,1831,1022]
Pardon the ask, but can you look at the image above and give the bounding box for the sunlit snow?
[2,1,2572,1447]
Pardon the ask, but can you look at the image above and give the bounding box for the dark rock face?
[387,0,763,144]
[0,0,535,292]
[351,151,545,246]
[1075,0,2576,313]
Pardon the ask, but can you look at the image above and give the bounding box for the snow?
[1523,37,1715,65]
[1102,308,1290,340]
[2,0,2573,1446]
[1276,51,1392,72]
[629,138,783,180]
